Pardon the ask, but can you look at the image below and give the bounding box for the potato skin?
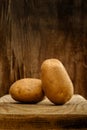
[9,78,44,103]
[41,59,74,105]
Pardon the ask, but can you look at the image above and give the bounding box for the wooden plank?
[0,94,87,129]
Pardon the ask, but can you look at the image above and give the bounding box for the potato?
[41,59,74,105]
[9,78,44,103]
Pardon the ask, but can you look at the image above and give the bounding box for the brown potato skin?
[41,59,74,105]
[9,78,44,103]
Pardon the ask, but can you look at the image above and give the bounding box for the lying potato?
[41,58,74,105]
[9,78,44,103]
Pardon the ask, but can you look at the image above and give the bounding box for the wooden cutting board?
[0,94,87,130]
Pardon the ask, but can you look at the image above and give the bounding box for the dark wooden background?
[0,0,87,98]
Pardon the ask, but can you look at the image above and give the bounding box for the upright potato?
[41,59,74,105]
[9,78,44,103]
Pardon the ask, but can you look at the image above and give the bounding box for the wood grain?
[0,94,87,129]
[0,0,87,99]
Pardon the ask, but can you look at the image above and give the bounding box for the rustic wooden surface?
[0,0,87,99]
[0,94,87,129]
